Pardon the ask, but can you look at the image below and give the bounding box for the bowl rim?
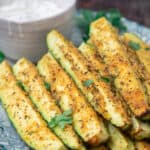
[0,0,76,25]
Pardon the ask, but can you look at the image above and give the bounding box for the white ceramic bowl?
[0,0,76,62]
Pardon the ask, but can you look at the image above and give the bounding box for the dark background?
[77,0,150,27]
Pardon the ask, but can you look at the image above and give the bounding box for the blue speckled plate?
[0,14,150,150]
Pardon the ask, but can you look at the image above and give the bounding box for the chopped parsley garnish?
[100,76,110,83]
[44,81,51,91]
[48,109,73,130]
[0,51,5,63]
[145,47,150,51]
[128,41,141,51]
[17,81,25,91]
[83,79,94,87]
[77,9,127,41]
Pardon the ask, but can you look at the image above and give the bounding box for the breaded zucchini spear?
[90,17,150,120]
[123,33,150,75]
[46,30,131,129]
[107,124,135,150]
[135,141,150,150]
[37,53,109,145]
[13,58,85,150]
[122,33,150,100]
[79,42,150,140]
[0,61,66,150]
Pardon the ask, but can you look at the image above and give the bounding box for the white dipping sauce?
[0,0,64,23]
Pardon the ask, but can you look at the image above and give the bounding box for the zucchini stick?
[46,30,131,129]
[0,61,66,150]
[13,58,85,150]
[107,124,135,150]
[122,33,150,101]
[37,53,109,145]
[90,17,150,120]
[79,42,150,140]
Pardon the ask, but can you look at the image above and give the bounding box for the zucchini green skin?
[46,30,130,129]
[13,58,85,150]
[79,43,150,140]
[0,61,66,150]
[37,53,109,145]
[107,124,135,150]
[90,17,150,120]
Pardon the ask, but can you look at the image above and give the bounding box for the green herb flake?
[145,47,150,51]
[128,41,141,51]
[0,51,5,63]
[48,109,73,130]
[83,79,94,87]
[100,76,110,83]
[76,9,127,41]
[17,81,25,91]
[44,82,51,91]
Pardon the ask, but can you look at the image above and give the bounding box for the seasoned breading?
[37,53,109,145]
[90,17,150,119]
[79,42,150,140]
[122,33,150,102]
[0,61,66,150]
[47,30,131,128]
[123,33,150,75]
[13,58,85,150]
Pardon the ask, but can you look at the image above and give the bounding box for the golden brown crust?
[37,54,109,145]
[0,61,66,150]
[90,18,150,118]
[47,30,131,128]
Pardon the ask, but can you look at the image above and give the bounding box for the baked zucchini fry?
[122,33,150,100]
[47,30,131,129]
[90,17,150,119]
[122,39,150,104]
[135,141,150,150]
[13,58,85,150]
[37,53,109,145]
[0,61,66,150]
[123,33,150,75]
[107,124,135,150]
[79,43,150,140]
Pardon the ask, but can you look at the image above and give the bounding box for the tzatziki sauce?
[0,0,65,23]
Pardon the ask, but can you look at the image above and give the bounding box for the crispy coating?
[0,61,66,150]
[79,43,150,140]
[47,30,131,128]
[13,58,84,150]
[90,18,150,119]
[122,33,150,103]
[37,53,109,145]
[123,33,150,75]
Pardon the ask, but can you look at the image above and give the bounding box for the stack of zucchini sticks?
[0,17,150,150]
